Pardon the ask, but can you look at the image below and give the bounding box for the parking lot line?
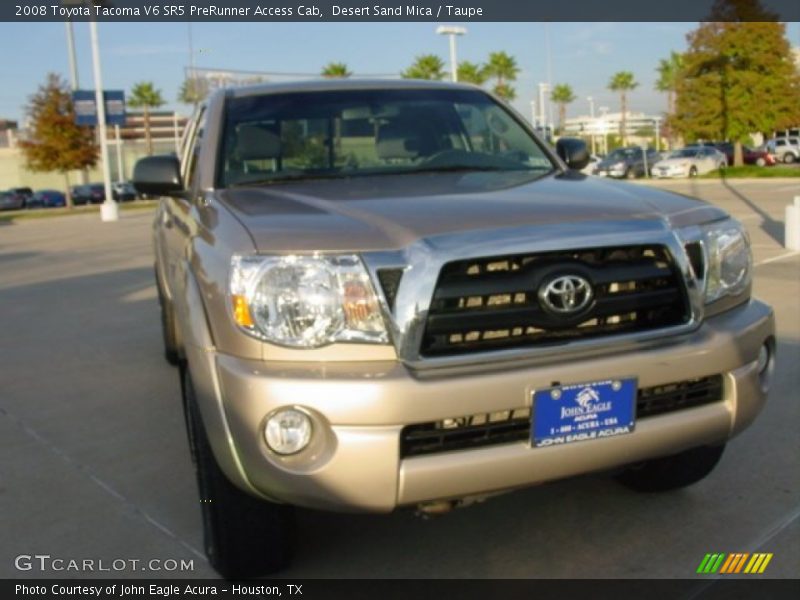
[0,404,207,562]
[755,251,800,267]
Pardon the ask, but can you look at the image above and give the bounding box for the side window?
[182,107,207,189]
[456,103,549,167]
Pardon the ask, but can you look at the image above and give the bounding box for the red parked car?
[714,142,776,167]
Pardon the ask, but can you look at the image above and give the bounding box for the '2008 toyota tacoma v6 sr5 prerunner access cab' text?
[132,80,775,578]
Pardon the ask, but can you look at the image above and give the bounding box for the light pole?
[587,96,596,155]
[436,26,467,82]
[537,83,550,133]
[65,23,79,89]
[89,19,117,222]
[654,117,661,152]
[599,106,610,155]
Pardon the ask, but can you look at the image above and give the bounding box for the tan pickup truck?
[133,80,775,578]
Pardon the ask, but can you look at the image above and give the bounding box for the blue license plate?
[532,378,636,447]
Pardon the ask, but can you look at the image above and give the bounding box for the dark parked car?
[713,142,776,167]
[112,182,137,202]
[592,147,660,179]
[0,191,26,211]
[28,189,67,208]
[8,187,33,207]
[73,183,106,205]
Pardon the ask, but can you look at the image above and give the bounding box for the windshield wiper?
[382,164,553,176]
[230,172,348,187]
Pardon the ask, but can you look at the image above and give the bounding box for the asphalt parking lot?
[0,177,798,581]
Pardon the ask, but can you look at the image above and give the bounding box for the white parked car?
[581,154,602,175]
[765,138,800,164]
[652,147,727,178]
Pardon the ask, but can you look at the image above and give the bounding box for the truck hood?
[216,171,727,253]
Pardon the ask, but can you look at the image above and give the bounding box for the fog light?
[757,344,770,375]
[264,408,312,455]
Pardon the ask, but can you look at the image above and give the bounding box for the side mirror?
[555,138,590,171]
[133,155,183,196]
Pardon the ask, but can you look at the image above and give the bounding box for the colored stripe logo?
[696,553,773,574]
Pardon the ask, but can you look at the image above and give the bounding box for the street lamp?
[89,19,117,222]
[587,96,596,155]
[436,26,467,82]
[537,83,550,132]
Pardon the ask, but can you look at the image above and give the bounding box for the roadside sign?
[72,90,126,126]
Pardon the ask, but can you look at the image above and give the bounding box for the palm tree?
[178,77,209,108]
[484,51,520,101]
[493,83,517,101]
[655,52,684,148]
[401,55,446,80]
[550,84,576,134]
[608,71,639,146]
[457,61,487,85]
[321,62,352,78]
[128,82,165,155]
[655,52,683,115]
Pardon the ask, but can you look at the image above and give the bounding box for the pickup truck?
[133,80,775,578]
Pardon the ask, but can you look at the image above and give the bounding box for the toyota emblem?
[538,274,593,315]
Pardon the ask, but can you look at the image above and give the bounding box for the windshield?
[670,149,699,158]
[217,88,554,187]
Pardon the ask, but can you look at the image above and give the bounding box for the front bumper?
[654,167,689,178]
[593,168,626,178]
[207,299,774,512]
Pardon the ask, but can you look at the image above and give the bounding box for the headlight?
[701,219,752,303]
[230,254,388,348]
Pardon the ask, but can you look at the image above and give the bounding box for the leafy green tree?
[401,55,446,80]
[19,73,97,209]
[457,61,487,85]
[550,84,576,133]
[671,2,800,165]
[484,51,519,100]
[178,77,209,107]
[321,62,352,78]
[608,71,639,145]
[128,82,165,155]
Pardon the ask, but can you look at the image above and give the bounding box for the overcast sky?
[1,21,798,123]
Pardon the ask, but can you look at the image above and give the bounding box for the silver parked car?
[0,190,26,211]
[652,146,727,178]
[766,138,800,163]
[133,80,775,578]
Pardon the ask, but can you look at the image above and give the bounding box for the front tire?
[616,444,726,492]
[689,166,698,178]
[625,167,637,179]
[784,153,796,164]
[183,369,295,579]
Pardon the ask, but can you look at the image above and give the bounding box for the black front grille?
[637,375,724,418]
[401,409,531,458]
[377,268,404,310]
[421,245,690,357]
[400,375,724,458]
